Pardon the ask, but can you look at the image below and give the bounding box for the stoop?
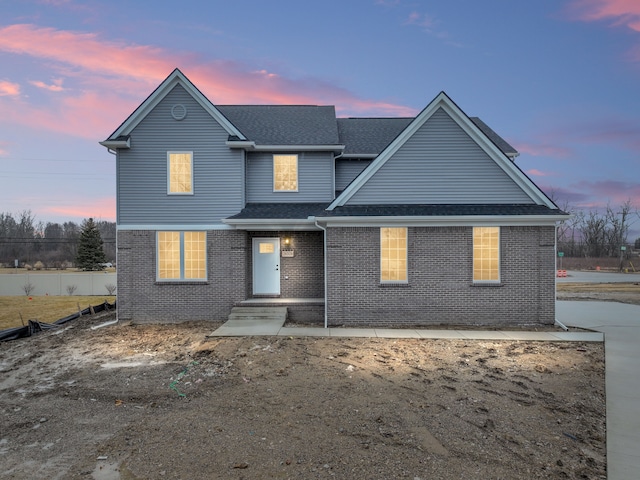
[208,306,288,336]
[228,306,288,322]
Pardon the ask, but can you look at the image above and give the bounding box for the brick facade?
[326,225,556,327]
[117,230,247,322]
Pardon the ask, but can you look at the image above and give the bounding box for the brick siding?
[117,230,247,322]
[326,225,556,327]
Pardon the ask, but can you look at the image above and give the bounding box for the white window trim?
[273,154,299,192]
[380,227,408,284]
[156,231,207,282]
[167,151,194,195]
[472,226,501,284]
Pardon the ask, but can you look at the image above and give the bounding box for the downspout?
[313,217,328,329]
[104,147,120,325]
[553,222,568,331]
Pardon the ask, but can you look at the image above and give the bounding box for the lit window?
[157,231,206,281]
[274,154,298,191]
[473,227,500,282]
[168,152,193,194]
[381,227,407,282]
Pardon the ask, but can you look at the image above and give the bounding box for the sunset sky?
[1,0,639,231]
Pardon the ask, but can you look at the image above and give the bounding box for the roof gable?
[102,68,245,142]
[329,92,556,210]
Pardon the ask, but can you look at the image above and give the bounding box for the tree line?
[0,211,115,269]
[557,200,639,258]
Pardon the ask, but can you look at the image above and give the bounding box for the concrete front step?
[228,306,288,322]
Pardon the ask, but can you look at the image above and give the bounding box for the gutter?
[311,217,329,329]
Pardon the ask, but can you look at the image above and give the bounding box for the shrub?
[34,261,44,270]
[24,264,32,271]
[66,285,78,295]
[22,282,35,296]
[105,283,116,295]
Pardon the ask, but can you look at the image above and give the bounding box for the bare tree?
[105,283,117,295]
[22,282,35,296]
[66,285,78,295]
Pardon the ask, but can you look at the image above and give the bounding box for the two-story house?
[100,69,569,327]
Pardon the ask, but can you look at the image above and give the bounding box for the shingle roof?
[323,204,566,217]
[227,203,566,220]
[227,203,330,220]
[470,117,518,157]
[217,106,340,145]
[337,118,414,155]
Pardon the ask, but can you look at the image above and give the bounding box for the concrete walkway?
[210,300,640,478]
[558,300,640,480]
[210,317,603,341]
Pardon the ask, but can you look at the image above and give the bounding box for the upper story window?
[473,226,500,282]
[157,231,207,281]
[273,154,298,192]
[168,152,193,194]
[381,227,408,283]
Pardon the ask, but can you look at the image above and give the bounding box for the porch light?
[283,237,291,246]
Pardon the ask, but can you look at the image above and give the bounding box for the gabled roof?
[217,105,340,146]
[328,91,556,210]
[101,68,245,144]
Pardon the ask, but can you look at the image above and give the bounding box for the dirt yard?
[0,305,606,480]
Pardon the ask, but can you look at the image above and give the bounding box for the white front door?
[252,238,280,295]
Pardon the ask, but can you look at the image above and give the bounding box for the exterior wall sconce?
[283,237,291,246]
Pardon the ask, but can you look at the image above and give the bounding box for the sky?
[1,0,639,234]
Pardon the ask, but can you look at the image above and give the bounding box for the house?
[100,68,569,327]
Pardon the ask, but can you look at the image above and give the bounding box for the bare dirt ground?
[0,304,607,480]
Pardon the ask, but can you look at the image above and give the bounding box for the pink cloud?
[0,140,9,156]
[42,196,116,222]
[0,80,20,96]
[29,79,65,92]
[568,0,640,31]
[0,23,415,122]
[526,168,555,177]
[513,142,574,158]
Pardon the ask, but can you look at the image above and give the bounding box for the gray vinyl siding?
[246,151,334,202]
[335,159,372,191]
[117,84,244,225]
[346,108,534,205]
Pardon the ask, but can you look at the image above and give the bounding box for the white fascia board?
[223,218,320,231]
[117,224,233,231]
[328,92,556,210]
[337,153,378,159]
[315,214,571,228]
[107,69,246,141]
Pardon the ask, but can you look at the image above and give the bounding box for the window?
[273,154,298,191]
[473,227,500,282]
[168,152,193,194]
[381,227,407,282]
[157,231,206,281]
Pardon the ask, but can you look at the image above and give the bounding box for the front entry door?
[252,238,280,295]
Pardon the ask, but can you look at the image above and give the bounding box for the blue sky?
[1,0,639,230]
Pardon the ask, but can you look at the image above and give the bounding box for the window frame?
[472,226,501,283]
[273,154,299,192]
[156,231,207,282]
[380,227,408,284]
[167,151,194,195]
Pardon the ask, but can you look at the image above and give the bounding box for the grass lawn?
[0,296,116,330]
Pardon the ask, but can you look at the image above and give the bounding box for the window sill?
[379,282,410,287]
[471,282,503,287]
[155,280,209,285]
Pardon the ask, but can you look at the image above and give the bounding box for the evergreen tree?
[76,218,107,271]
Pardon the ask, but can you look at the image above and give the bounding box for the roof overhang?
[312,214,571,228]
[99,137,130,149]
[222,218,321,231]
[226,141,345,153]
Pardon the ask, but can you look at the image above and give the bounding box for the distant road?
[558,270,640,283]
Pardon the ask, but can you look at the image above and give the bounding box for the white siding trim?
[315,214,569,228]
[117,224,233,231]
